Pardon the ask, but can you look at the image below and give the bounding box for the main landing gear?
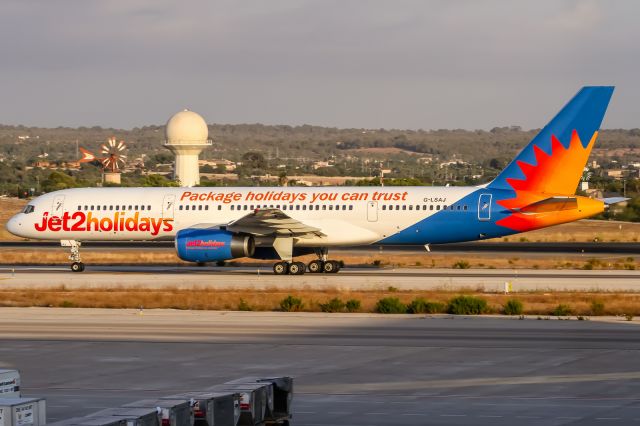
[62,240,85,272]
[272,248,342,275]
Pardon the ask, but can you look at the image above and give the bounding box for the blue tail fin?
[488,86,614,194]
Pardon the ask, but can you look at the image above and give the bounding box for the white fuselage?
[7,186,476,246]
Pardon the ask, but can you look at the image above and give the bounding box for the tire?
[71,262,83,272]
[288,262,301,275]
[273,262,289,275]
[290,262,305,275]
[308,260,323,273]
[323,260,340,274]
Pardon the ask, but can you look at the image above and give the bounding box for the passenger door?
[367,201,378,222]
[163,194,175,220]
[52,195,65,216]
[478,193,492,221]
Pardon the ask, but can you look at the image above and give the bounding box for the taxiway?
[1,308,639,425]
[1,266,639,291]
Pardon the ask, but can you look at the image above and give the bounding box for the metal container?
[207,384,268,426]
[224,377,293,421]
[45,416,126,426]
[0,397,46,426]
[251,377,293,420]
[121,400,191,426]
[0,370,21,398]
[89,408,159,426]
[161,392,239,426]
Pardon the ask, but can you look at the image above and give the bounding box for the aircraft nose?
[6,215,23,237]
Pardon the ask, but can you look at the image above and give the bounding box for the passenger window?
[96,206,100,211]
[329,206,333,210]
[179,205,183,210]
[110,205,114,211]
[140,205,145,211]
[296,205,300,210]
[90,205,94,210]
[429,205,433,211]
[302,205,306,210]
[147,205,151,210]
[349,205,353,210]
[322,205,326,210]
[409,205,413,210]
[77,206,81,211]
[342,205,347,210]
[436,205,441,211]
[231,205,235,211]
[382,205,386,210]
[423,205,427,210]
[134,205,138,210]
[206,205,210,210]
[464,205,468,211]
[198,205,203,211]
[218,205,222,210]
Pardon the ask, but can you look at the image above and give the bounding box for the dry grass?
[0,198,27,240]
[1,287,639,316]
[494,220,640,243]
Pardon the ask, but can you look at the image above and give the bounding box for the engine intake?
[175,228,255,263]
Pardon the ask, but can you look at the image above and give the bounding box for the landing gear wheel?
[307,260,324,273]
[273,261,289,275]
[71,262,84,272]
[323,260,341,273]
[288,261,306,275]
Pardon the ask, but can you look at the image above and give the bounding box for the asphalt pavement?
[1,308,640,425]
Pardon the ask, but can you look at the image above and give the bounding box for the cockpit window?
[22,205,35,214]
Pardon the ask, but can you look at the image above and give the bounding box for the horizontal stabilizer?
[600,197,629,205]
[516,196,577,214]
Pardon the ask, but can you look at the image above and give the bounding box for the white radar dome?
[165,109,209,145]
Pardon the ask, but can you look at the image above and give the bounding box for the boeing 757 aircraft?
[7,87,621,274]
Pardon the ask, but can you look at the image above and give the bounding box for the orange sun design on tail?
[496,130,598,232]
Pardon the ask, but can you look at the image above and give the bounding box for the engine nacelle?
[175,228,255,263]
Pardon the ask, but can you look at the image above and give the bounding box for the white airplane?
[6,87,620,274]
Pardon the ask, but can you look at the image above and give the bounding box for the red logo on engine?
[186,239,226,249]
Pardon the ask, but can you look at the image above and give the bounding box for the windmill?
[79,137,127,184]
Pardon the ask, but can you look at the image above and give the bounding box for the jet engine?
[175,228,255,263]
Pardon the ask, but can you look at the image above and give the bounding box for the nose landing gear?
[62,240,85,272]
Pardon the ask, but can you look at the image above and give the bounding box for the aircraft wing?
[225,208,325,238]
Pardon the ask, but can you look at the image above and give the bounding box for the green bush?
[452,260,471,269]
[319,297,345,313]
[551,304,572,316]
[237,298,253,311]
[345,299,361,313]
[447,295,489,315]
[280,295,304,312]
[375,297,406,314]
[406,298,445,314]
[590,300,605,316]
[503,299,524,315]
[60,300,75,308]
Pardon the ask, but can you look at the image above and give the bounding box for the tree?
[42,171,78,192]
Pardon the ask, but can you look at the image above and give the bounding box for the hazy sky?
[1,0,638,129]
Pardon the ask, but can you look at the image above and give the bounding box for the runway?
[1,265,639,291]
[1,308,640,425]
[2,241,640,254]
